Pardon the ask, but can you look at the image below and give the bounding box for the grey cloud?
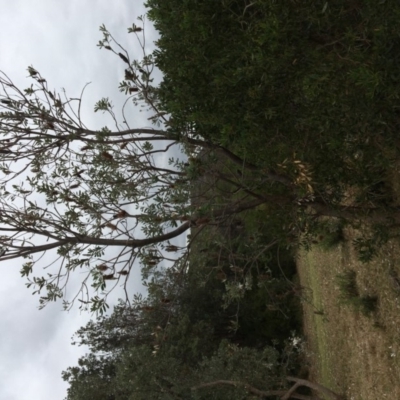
[0,1,161,399]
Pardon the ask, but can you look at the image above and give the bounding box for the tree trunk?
[310,201,400,225]
[286,377,344,400]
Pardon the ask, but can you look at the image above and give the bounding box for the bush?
[313,220,345,250]
[336,270,359,300]
[336,270,378,316]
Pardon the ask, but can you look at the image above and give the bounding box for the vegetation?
[298,240,400,399]
[63,295,341,400]
[1,0,400,310]
[336,270,378,316]
[1,0,400,398]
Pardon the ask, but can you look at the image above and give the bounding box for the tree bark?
[191,377,344,399]
[286,377,344,400]
[310,201,400,225]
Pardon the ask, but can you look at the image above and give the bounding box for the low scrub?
[336,270,378,316]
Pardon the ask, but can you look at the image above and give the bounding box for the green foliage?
[336,270,359,300]
[145,0,400,261]
[353,237,379,263]
[353,224,390,262]
[358,295,379,316]
[180,216,302,350]
[336,270,378,316]
[62,353,119,400]
[191,341,283,400]
[311,219,345,251]
[64,248,302,399]
[147,0,400,179]
[71,300,145,354]
[64,327,284,400]
[114,345,190,400]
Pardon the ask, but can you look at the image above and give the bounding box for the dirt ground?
[297,230,400,399]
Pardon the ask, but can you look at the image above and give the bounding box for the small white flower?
[292,336,301,346]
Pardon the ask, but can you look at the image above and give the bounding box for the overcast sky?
[0,1,161,399]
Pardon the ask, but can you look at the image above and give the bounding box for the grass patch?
[300,251,336,392]
[297,233,400,400]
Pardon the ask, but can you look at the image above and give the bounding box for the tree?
[1,2,400,312]
[71,299,147,354]
[0,22,286,311]
[62,353,122,400]
[146,0,400,229]
[0,15,320,313]
[63,349,343,400]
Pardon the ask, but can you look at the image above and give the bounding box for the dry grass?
[297,230,400,400]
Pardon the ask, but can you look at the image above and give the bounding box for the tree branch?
[191,379,316,400]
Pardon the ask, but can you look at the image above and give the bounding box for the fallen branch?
[191,379,324,400]
[286,377,344,400]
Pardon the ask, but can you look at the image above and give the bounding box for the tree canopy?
[63,291,340,400]
[0,21,280,311]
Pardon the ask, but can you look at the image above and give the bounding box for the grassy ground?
[297,230,400,399]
